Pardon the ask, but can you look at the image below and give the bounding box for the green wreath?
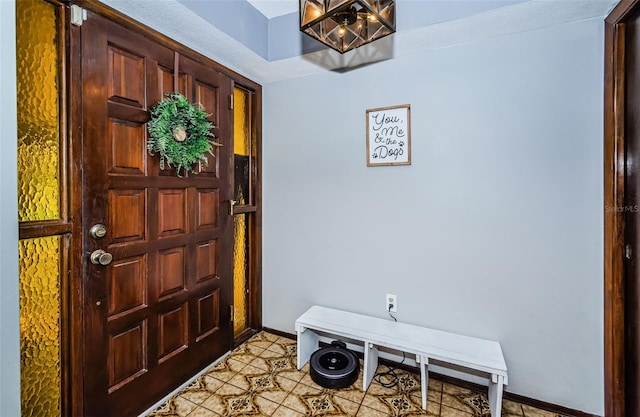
[147,93,220,176]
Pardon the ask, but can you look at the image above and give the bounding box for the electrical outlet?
[386,294,397,313]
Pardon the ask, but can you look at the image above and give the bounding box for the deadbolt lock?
[90,249,113,266]
[90,224,107,239]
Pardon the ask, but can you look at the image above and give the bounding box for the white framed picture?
[366,104,411,166]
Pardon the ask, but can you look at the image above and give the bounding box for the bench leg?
[488,374,504,417]
[419,356,428,410]
[363,342,379,392]
[296,327,319,370]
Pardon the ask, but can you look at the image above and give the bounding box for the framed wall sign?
[366,104,411,166]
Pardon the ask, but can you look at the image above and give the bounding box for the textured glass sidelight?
[233,87,254,337]
[16,0,61,221]
[19,236,62,417]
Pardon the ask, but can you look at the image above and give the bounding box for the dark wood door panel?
[108,45,146,107]
[107,320,148,392]
[81,10,232,417]
[108,189,147,243]
[157,245,188,299]
[157,188,188,237]
[107,254,148,319]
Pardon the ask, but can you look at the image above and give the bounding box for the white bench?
[295,305,508,417]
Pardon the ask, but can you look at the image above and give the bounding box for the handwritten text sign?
[366,104,411,166]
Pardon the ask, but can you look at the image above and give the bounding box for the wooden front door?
[80,11,233,416]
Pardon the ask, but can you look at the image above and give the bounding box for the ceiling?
[99,0,618,84]
[246,0,298,18]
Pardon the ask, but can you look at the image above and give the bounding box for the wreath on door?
[147,93,221,177]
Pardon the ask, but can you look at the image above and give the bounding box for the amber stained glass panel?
[233,88,251,205]
[233,213,248,336]
[16,0,61,222]
[19,236,62,417]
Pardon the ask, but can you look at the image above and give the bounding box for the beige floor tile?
[427,379,443,392]
[236,363,269,378]
[231,342,267,357]
[256,388,290,406]
[281,383,326,414]
[227,373,252,391]
[355,404,389,417]
[331,394,362,415]
[274,367,307,383]
[203,376,225,392]
[361,392,391,413]
[275,374,300,392]
[227,351,257,365]
[281,344,298,357]
[395,371,422,393]
[254,395,281,415]
[185,405,220,417]
[265,342,288,355]
[407,390,441,416]
[258,348,288,359]
[178,390,212,407]
[255,375,299,405]
[204,358,245,383]
[246,338,275,351]
[366,378,401,397]
[179,392,212,407]
[440,391,481,414]
[297,371,318,388]
[148,396,199,417]
[379,393,429,416]
[200,383,251,415]
[275,336,297,345]
[249,355,308,383]
[427,388,441,404]
[261,332,282,342]
[441,383,474,396]
[249,332,276,342]
[265,356,300,374]
[502,399,524,415]
[249,356,271,371]
[271,405,306,416]
[439,404,474,417]
[332,383,367,404]
[177,376,218,405]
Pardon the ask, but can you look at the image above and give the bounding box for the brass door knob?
[90,249,113,266]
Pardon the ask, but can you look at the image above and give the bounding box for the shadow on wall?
[300,34,394,72]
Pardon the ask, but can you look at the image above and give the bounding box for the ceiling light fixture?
[299,0,396,54]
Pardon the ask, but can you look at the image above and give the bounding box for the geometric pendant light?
[299,0,396,54]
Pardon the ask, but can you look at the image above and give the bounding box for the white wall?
[263,18,604,415]
[0,0,21,416]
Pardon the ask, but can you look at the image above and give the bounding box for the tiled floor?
[145,332,572,417]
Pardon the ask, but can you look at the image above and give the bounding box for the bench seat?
[295,305,508,417]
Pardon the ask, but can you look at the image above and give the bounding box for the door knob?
[90,249,113,266]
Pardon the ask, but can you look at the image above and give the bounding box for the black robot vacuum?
[309,341,360,389]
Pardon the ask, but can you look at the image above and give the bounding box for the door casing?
[604,1,640,416]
